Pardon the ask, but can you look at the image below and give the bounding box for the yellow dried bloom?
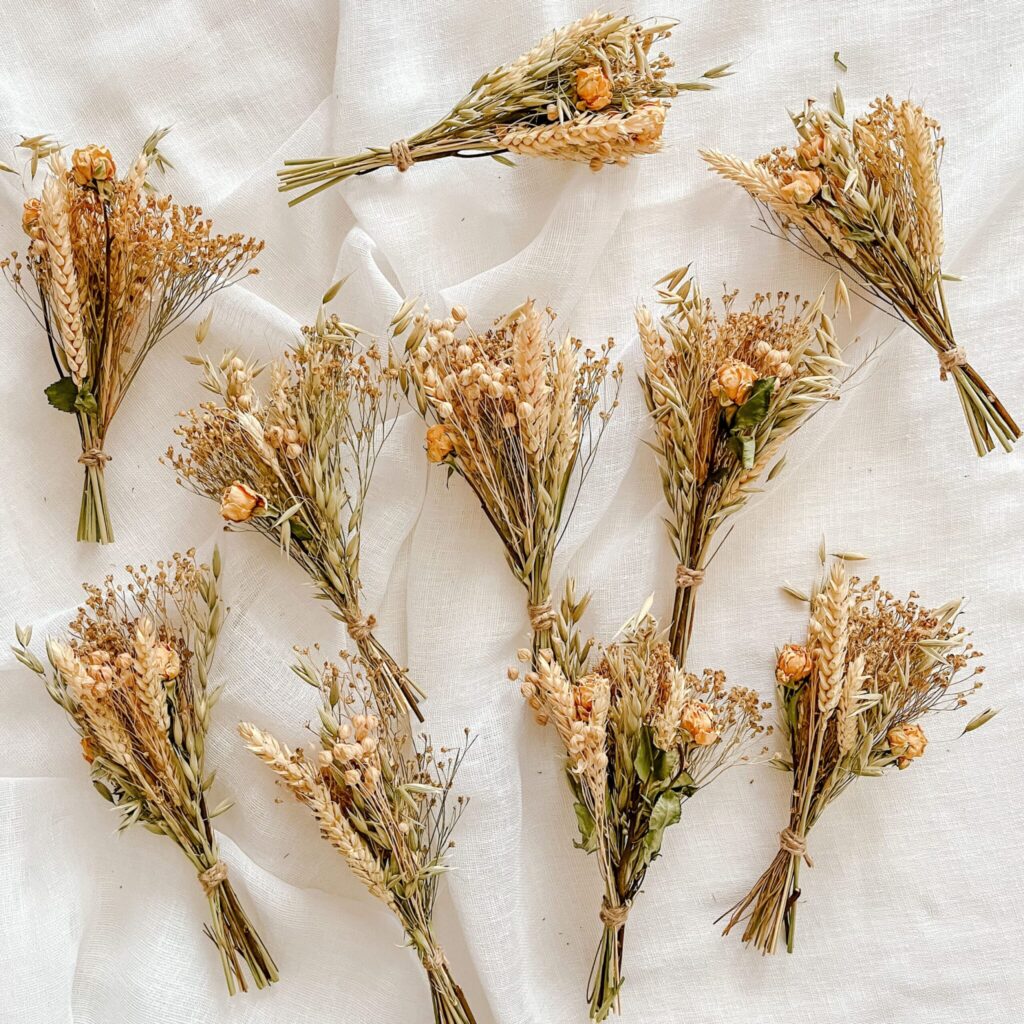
[21,198,41,235]
[219,481,265,523]
[779,169,822,204]
[887,722,927,769]
[71,144,116,186]
[710,358,758,406]
[776,643,813,684]
[576,66,613,110]
[425,423,454,463]
[680,700,719,746]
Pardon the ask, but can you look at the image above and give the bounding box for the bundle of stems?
[396,298,621,664]
[11,549,277,993]
[279,12,729,203]
[722,557,993,954]
[516,602,768,1019]
[1,132,263,542]
[638,268,842,665]
[239,650,475,1023]
[702,92,1019,456]
[166,296,425,720]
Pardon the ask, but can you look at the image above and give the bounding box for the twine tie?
[938,346,967,381]
[198,860,229,895]
[779,826,814,867]
[599,898,631,929]
[528,599,556,633]
[389,139,414,172]
[675,564,704,589]
[347,614,375,643]
[78,447,111,467]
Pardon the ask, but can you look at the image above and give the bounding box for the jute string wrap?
[346,613,376,643]
[938,345,968,381]
[389,139,414,172]
[675,564,704,589]
[599,898,630,929]
[528,599,556,633]
[779,826,814,867]
[78,447,111,467]
[198,860,229,895]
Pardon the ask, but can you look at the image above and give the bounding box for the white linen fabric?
[1,1,1022,1022]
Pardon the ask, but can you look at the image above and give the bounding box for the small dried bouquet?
[722,557,993,954]
[240,650,475,1024]
[279,12,729,202]
[638,269,842,664]
[1,133,263,541]
[702,94,1019,456]
[396,299,621,662]
[167,297,424,719]
[11,550,277,993]
[517,605,768,1020]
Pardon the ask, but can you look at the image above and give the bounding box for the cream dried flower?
[220,481,265,523]
[710,358,758,406]
[776,643,813,684]
[888,722,927,768]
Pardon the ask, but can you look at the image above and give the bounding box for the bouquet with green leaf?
[11,549,278,994]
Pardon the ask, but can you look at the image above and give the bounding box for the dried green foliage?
[279,12,728,202]
[12,550,277,994]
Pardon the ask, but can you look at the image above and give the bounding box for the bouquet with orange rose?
[279,12,729,202]
[722,556,995,954]
[1,132,262,542]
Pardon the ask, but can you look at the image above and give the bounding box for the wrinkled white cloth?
[2,2,1022,1022]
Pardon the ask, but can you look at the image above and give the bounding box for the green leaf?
[652,746,678,785]
[641,790,682,863]
[490,153,516,167]
[573,802,598,853]
[732,377,776,434]
[674,771,698,799]
[74,388,98,416]
[290,520,313,542]
[92,780,115,803]
[634,726,653,783]
[44,377,78,413]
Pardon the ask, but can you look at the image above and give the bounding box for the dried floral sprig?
[166,299,425,720]
[396,299,621,663]
[722,557,989,954]
[702,93,1019,456]
[239,649,476,1024]
[638,269,842,665]
[1,134,263,542]
[11,549,277,994]
[279,12,729,202]
[516,601,769,1020]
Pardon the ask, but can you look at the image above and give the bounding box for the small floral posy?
[515,602,769,1020]
[240,650,476,1024]
[278,11,730,202]
[701,93,1019,456]
[1,131,263,542]
[11,549,278,993]
[722,556,992,954]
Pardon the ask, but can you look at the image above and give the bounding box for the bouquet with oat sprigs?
[638,268,842,666]
[515,603,769,1020]
[1,133,263,542]
[702,93,1019,456]
[11,549,278,993]
[166,293,425,720]
[722,556,995,954]
[279,11,729,203]
[240,650,476,1024]
[395,298,621,665]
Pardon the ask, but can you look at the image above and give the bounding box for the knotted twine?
[198,860,229,895]
[78,447,111,467]
[938,345,967,381]
[599,898,630,929]
[389,139,414,172]
[779,826,814,867]
[528,599,556,633]
[675,564,704,589]
[346,613,376,643]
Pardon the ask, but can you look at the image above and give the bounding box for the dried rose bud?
[573,675,598,718]
[81,736,98,764]
[887,722,927,769]
[776,643,813,685]
[71,144,117,186]
[576,66,613,111]
[21,198,41,236]
[680,700,719,746]
[710,358,758,406]
[153,644,181,680]
[425,423,454,463]
[779,169,822,205]
[220,481,266,523]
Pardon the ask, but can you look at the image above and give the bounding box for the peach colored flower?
[219,481,265,523]
[21,198,41,235]
[71,145,117,186]
[779,169,822,205]
[573,675,598,718]
[711,358,758,406]
[888,722,927,769]
[154,644,181,680]
[426,423,454,463]
[776,643,813,685]
[576,66,613,111]
[680,701,718,746]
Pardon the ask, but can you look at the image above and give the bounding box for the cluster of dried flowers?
[702,93,1019,456]
[11,550,278,994]
[1,133,263,542]
[240,651,476,1024]
[638,268,843,664]
[279,12,729,202]
[166,296,425,719]
[722,557,993,954]
[516,606,769,1019]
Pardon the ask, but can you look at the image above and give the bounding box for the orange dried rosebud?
[154,643,180,680]
[680,700,718,746]
[573,674,598,718]
[220,481,265,523]
[425,423,454,463]
[71,144,117,186]
[21,198,41,235]
[81,736,97,764]
[576,66,613,111]
[779,169,822,205]
[888,722,927,769]
[776,643,813,685]
[710,358,758,406]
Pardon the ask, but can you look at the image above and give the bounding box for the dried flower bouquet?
[279,12,729,203]
[702,93,1019,456]
[722,557,993,954]
[515,605,768,1020]
[167,298,425,720]
[11,550,277,994]
[240,650,475,1023]
[397,298,621,663]
[1,133,263,542]
[638,269,842,665]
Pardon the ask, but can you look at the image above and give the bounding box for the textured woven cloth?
[1,2,1022,1022]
